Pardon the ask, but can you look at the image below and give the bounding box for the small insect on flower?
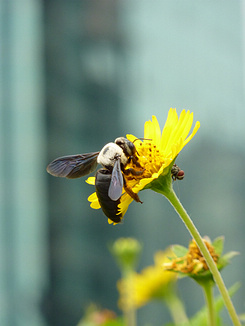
[46,137,145,223]
[171,164,185,181]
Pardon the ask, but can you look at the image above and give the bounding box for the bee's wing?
[46,152,99,178]
[108,159,124,201]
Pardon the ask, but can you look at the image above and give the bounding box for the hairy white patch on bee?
[97,143,128,168]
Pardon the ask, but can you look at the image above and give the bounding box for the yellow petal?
[144,120,152,141]
[118,194,134,216]
[88,192,101,209]
[86,177,95,185]
[183,121,200,147]
[164,110,193,154]
[139,177,155,188]
[108,219,115,224]
[88,192,98,202]
[160,108,178,153]
[151,116,161,148]
[170,110,193,146]
[90,201,101,209]
[180,111,194,141]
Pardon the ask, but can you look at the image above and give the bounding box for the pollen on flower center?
[123,141,165,184]
[137,142,165,176]
[124,141,165,183]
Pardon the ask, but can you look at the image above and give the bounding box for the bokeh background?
[1,1,245,325]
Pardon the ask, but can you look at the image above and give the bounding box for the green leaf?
[212,236,224,256]
[172,245,188,258]
[218,251,239,269]
[238,313,245,322]
[103,318,124,326]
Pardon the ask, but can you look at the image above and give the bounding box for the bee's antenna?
[133,138,152,143]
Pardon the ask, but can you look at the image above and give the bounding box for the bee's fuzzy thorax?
[97,142,128,168]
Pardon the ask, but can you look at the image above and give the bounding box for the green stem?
[165,290,190,326]
[122,269,136,326]
[124,306,136,326]
[202,281,215,326]
[163,188,241,326]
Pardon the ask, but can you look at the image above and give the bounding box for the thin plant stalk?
[202,281,216,326]
[122,269,136,326]
[162,188,241,326]
[165,291,190,326]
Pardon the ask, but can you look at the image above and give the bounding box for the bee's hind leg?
[123,175,143,203]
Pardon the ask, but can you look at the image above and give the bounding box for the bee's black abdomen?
[95,169,122,223]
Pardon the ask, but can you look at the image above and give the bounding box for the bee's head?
[115,137,136,157]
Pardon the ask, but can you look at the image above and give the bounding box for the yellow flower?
[87,108,200,224]
[117,249,177,310]
[164,238,219,275]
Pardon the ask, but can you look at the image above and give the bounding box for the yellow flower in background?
[117,249,177,310]
[164,238,220,276]
[87,109,200,224]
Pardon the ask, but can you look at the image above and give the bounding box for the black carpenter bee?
[46,137,144,223]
